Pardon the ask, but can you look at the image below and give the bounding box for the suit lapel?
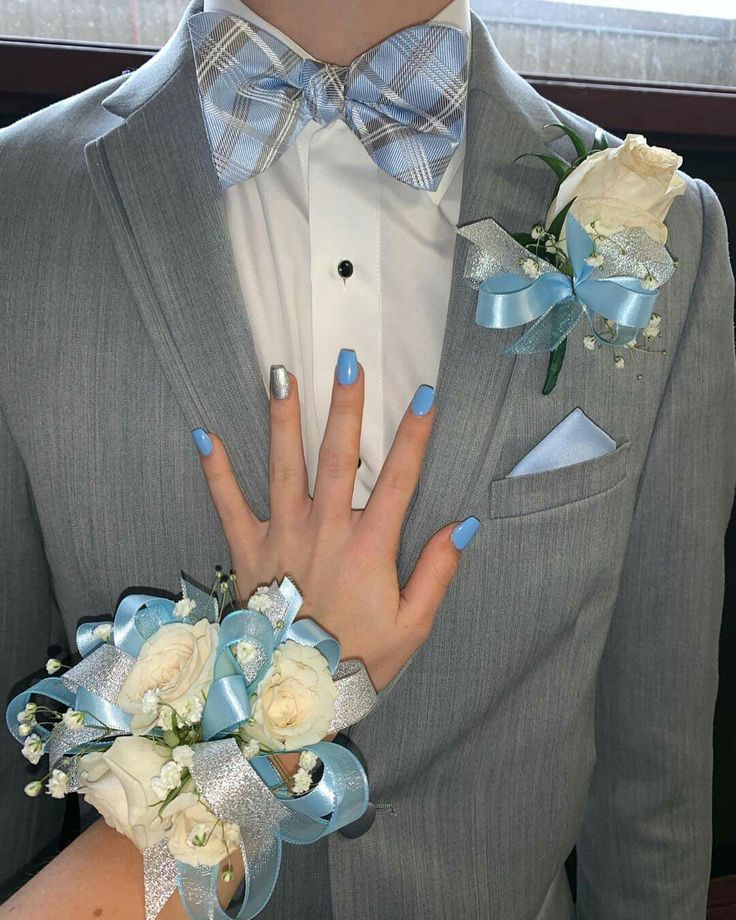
[84,0,271,519]
[399,13,565,575]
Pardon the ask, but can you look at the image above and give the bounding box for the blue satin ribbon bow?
[6,576,374,920]
[474,215,660,354]
[200,579,340,741]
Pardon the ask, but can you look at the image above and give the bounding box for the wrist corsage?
[7,570,376,919]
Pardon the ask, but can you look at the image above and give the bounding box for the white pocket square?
[507,408,616,478]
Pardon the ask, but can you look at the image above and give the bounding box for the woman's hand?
[191,349,479,692]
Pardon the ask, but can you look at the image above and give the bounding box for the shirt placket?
[307,120,383,508]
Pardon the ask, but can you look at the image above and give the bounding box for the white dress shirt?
[202,0,470,508]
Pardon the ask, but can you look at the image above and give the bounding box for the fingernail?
[191,428,213,457]
[336,349,358,386]
[270,365,290,400]
[410,384,435,417]
[451,516,480,551]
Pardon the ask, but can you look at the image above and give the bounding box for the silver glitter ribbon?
[460,218,675,290]
[141,739,291,920]
[140,740,289,920]
[458,214,676,353]
[328,660,377,734]
[592,226,675,286]
[143,838,180,920]
[460,217,558,287]
[46,644,136,771]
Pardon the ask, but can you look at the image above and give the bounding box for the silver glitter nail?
[270,365,290,400]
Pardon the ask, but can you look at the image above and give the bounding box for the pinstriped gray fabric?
[186,10,468,191]
[0,2,733,918]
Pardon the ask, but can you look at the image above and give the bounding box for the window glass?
[475,0,736,88]
[0,0,733,89]
[0,1,185,47]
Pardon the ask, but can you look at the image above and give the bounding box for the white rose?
[77,736,174,850]
[163,793,240,867]
[117,619,219,733]
[247,641,337,751]
[546,134,685,247]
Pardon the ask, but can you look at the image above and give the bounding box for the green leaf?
[515,153,571,182]
[544,123,588,162]
[546,197,577,242]
[542,339,567,395]
[591,128,609,151]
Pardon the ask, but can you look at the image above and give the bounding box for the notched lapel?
[84,0,271,519]
[399,12,564,577]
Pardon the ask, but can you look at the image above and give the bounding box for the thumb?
[399,516,481,628]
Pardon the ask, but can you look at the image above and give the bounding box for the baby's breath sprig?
[586,314,667,380]
[221,823,234,883]
[45,658,69,675]
[205,565,242,621]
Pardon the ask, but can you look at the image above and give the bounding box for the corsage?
[7,569,376,919]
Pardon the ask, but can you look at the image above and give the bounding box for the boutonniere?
[458,128,685,394]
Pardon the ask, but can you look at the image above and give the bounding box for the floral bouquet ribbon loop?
[6,572,377,920]
[459,213,676,354]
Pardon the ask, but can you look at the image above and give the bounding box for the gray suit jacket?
[1,3,734,918]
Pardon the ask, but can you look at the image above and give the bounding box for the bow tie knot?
[299,60,348,125]
[187,11,469,191]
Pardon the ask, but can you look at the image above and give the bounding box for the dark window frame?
[1,37,735,152]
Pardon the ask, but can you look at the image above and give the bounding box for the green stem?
[542,339,567,395]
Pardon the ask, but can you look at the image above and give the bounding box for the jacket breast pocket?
[488,439,632,520]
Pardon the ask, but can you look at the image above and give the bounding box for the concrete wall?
[0,0,733,87]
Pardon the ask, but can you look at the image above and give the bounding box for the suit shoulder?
[0,74,127,179]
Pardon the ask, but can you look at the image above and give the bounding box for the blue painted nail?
[410,384,435,417]
[451,516,481,551]
[336,349,358,386]
[191,428,213,457]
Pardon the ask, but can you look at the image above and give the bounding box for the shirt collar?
[201,0,470,204]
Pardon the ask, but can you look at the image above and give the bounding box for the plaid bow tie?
[187,11,469,191]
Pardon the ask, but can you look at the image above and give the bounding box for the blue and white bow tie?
[187,11,469,191]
